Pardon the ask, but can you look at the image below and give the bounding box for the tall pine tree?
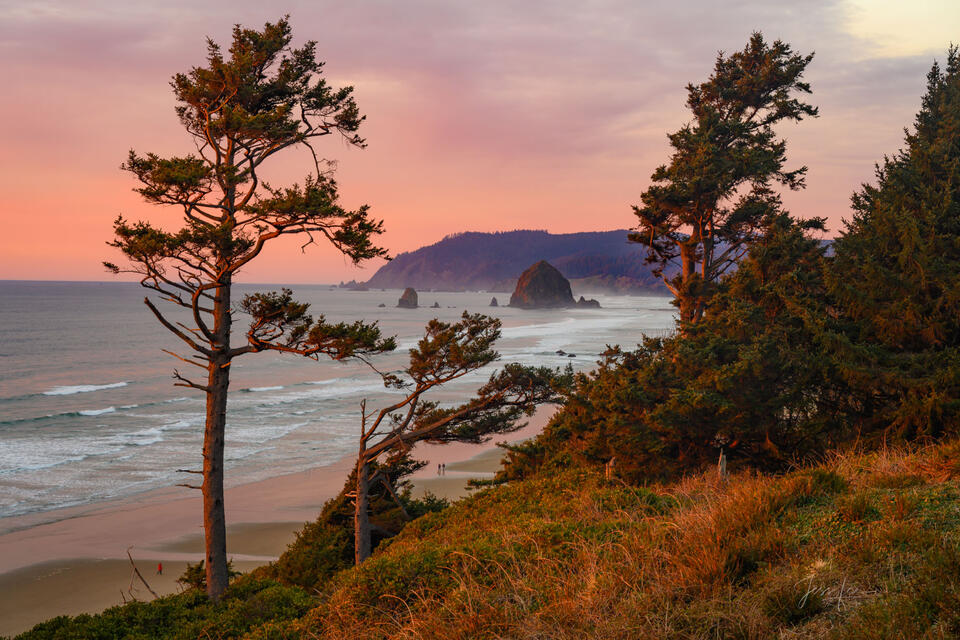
[829,46,960,440]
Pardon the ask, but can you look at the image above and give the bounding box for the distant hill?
[364,230,674,293]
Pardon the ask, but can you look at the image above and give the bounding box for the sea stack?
[397,287,418,309]
[509,261,575,309]
[489,297,499,307]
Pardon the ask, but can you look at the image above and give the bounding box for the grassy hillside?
[16,438,960,639]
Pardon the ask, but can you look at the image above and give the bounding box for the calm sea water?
[0,281,675,522]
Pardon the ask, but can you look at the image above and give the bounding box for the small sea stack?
[397,287,418,309]
[489,297,498,307]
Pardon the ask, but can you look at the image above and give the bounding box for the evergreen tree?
[503,215,839,481]
[104,19,393,600]
[829,46,960,440]
[630,33,817,324]
[352,313,567,563]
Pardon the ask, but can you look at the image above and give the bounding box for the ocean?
[0,281,675,524]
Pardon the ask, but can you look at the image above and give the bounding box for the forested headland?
[362,229,674,293]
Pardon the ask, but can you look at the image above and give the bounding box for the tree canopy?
[630,32,817,324]
[828,46,960,440]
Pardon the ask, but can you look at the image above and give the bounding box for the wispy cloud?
[0,0,955,281]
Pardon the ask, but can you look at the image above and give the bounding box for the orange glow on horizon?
[0,2,951,283]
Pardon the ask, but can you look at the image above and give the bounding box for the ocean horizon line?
[0,279,347,287]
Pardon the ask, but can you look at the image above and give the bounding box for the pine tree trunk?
[354,457,372,565]
[203,277,232,601]
[678,241,697,325]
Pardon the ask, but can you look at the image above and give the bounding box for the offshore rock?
[508,261,575,309]
[397,287,418,309]
[489,297,499,307]
[577,295,601,308]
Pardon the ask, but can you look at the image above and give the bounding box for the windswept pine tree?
[104,18,394,600]
[630,32,817,325]
[352,313,566,563]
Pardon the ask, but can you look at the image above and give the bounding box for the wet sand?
[0,409,551,637]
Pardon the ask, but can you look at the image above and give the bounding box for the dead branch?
[126,547,160,600]
[144,297,211,356]
[173,370,210,392]
[162,349,208,369]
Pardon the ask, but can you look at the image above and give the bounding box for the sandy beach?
[0,408,552,637]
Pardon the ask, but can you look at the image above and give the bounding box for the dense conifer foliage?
[828,47,960,440]
[502,214,841,481]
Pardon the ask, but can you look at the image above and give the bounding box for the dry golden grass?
[20,441,959,639]
[236,438,960,639]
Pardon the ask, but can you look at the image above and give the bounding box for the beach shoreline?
[0,408,552,637]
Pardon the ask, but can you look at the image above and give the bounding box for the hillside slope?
[19,439,960,639]
[365,229,673,292]
[283,441,960,639]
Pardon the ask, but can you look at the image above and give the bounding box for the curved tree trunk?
[203,277,232,601]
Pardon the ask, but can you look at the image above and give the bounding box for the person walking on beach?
[157,562,163,575]
[441,463,446,475]
[437,463,441,475]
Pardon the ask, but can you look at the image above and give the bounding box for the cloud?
[0,0,956,280]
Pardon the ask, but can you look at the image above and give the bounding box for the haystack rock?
[397,287,418,309]
[508,261,575,309]
[489,297,499,307]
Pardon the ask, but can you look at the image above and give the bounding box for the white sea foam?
[0,438,125,474]
[108,427,165,447]
[78,407,116,417]
[42,382,128,396]
[2,286,676,520]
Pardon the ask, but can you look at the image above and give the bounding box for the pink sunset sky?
[1,0,958,283]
